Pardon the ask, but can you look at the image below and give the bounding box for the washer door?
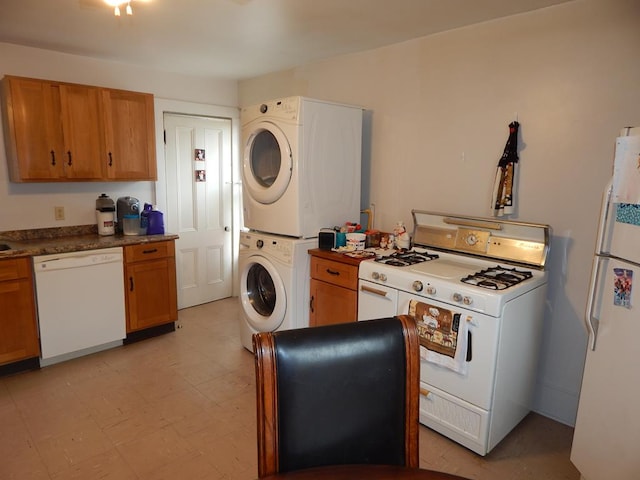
[240,254,287,332]
[242,121,293,204]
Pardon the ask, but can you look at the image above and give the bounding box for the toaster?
[318,228,337,250]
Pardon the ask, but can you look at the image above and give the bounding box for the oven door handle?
[466,331,472,362]
[360,284,389,297]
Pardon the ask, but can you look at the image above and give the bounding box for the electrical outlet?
[54,206,65,220]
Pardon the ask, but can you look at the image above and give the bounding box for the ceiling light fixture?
[105,1,133,17]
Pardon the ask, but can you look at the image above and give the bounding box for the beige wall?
[239,0,640,425]
[0,42,238,231]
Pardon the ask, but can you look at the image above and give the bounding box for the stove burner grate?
[461,265,533,290]
[375,251,439,266]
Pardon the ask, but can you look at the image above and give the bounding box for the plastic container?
[346,232,366,251]
[147,208,165,235]
[122,214,140,236]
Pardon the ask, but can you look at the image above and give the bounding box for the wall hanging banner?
[491,121,520,217]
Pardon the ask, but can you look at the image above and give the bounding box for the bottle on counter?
[147,206,165,235]
[139,203,152,235]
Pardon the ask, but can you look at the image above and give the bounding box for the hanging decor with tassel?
[491,121,520,217]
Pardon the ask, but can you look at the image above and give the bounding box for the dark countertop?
[308,248,376,267]
[0,225,178,258]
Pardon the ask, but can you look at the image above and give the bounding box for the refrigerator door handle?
[594,178,613,255]
[585,255,603,351]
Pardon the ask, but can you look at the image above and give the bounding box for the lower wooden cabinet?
[123,241,177,333]
[309,251,360,327]
[0,257,39,366]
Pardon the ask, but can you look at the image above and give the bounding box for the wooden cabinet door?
[102,89,157,180]
[2,77,65,181]
[309,278,357,327]
[0,258,40,366]
[59,84,104,179]
[124,242,177,332]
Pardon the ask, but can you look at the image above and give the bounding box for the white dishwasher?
[33,247,126,366]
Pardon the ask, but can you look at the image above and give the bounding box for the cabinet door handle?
[67,151,72,166]
[326,268,340,276]
[129,276,134,291]
[143,248,158,254]
[108,152,113,166]
[310,295,314,313]
[50,150,56,166]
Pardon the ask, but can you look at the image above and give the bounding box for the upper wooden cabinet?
[59,83,104,180]
[102,88,157,180]
[1,75,157,182]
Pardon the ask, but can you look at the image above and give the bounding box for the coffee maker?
[116,196,140,233]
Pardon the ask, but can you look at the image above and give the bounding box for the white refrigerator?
[571,127,640,479]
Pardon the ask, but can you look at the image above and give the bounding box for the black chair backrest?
[254,316,420,477]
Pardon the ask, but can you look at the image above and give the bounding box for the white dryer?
[238,230,317,351]
[241,96,363,238]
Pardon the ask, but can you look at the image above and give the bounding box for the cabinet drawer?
[124,241,174,263]
[0,257,30,282]
[310,256,358,290]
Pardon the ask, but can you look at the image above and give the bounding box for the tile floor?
[0,298,580,479]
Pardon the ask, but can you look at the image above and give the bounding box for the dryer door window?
[240,255,287,332]
[243,121,293,204]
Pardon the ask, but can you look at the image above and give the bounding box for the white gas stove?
[358,210,550,455]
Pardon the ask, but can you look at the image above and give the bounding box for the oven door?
[242,121,293,205]
[397,291,498,410]
[357,279,398,321]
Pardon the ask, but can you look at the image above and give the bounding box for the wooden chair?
[253,316,420,478]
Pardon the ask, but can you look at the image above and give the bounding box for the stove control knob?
[466,234,478,246]
[426,285,436,295]
[412,281,423,292]
[453,292,464,302]
[463,296,473,306]
[380,273,387,282]
[372,272,380,280]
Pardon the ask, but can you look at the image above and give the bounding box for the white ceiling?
[0,0,574,80]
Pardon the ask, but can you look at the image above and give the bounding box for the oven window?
[246,263,277,316]
[250,130,281,187]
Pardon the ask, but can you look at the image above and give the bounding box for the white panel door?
[164,113,232,308]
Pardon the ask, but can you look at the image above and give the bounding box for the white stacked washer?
[239,231,317,351]
[241,96,363,238]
